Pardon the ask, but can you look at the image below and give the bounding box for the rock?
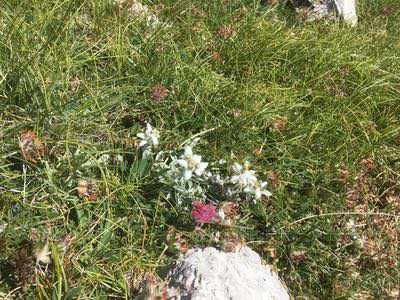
[294,0,358,26]
[165,246,290,300]
[114,0,160,27]
[334,0,358,26]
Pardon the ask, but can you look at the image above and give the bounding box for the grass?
[1,0,400,298]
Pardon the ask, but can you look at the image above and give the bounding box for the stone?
[114,0,160,27]
[165,246,290,300]
[334,0,358,26]
[294,0,358,26]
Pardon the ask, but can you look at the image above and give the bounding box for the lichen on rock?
[165,246,290,300]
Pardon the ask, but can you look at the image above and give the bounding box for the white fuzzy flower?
[232,162,243,174]
[98,154,110,164]
[204,171,213,178]
[211,174,225,186]
[176,145,208,180]
[230,161,271,201]
[231,161,257,187]
[253,181,272,200]
[231,169,258,188]
[137,123,160,149]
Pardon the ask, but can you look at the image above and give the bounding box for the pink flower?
[191,201,218,224]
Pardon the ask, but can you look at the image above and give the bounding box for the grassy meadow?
[0,0,400,298]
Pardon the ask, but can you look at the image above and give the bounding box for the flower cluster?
[137,123,160,157]
[173,145,208,180]
[137,124,271,206]
[157,142,209,204]
[230,161,271,201]
[191,201,219,224]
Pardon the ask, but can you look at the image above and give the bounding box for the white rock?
[334,0,358,26]
[296,0,358,26]
[114,0,160,27]
[166,246,290,300]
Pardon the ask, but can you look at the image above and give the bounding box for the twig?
[179,127,219,148]
[288,211,400,226]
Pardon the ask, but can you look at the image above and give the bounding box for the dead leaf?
[36,242,51,265]
[19,130,44,163]
[290,250,307,263]
[59,235,75,255]
[339,166,350,184]
[211,52,224,64]
[222,201,239,216]
[221,233,245,252]
[217,25,236,39]
[77,179,97,201]
[267,170,280,188]
[360,158,375,172]
[150,84,169,102]
[271,117,287,132]
[69,76,81,91]
[266,247,277,259]
[14,245,34,287]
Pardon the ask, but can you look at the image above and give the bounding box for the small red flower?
[191,201,218,224]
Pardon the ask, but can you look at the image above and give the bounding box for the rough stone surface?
[114,0,160,27]
[166,246,290,300]
[334,0,358,26]
[296,0,358,26]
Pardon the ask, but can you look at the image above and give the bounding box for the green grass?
[1,0,400,298]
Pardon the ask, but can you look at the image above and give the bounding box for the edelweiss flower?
[231,162,257,188]
[232,162,243,173]
[176,145,208,180]
[231,162,271,201]
[137,123,160,148]
[98,154,110,164]
[252,181,272,200]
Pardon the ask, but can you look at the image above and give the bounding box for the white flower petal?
[151,135,159,146]
[231,175,240,184]
[146,123,152,133]
[183,169,192,180]
[184,145,193,157]
[232,163,242,174]
[263,190,272,197]
[192,154,202,165]
[205,171,213,178]
[177,159,188,168]
[260,181,268,189]
[139,140,147,147]
[194,162,207,176]
[218,209,225,221]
